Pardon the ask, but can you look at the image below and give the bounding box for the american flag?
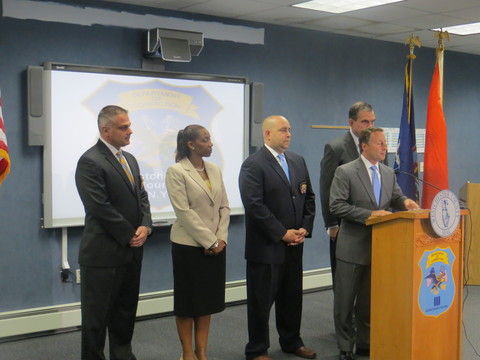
[0,89,11,185]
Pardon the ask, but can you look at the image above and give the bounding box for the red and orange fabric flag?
[421,48,448,208]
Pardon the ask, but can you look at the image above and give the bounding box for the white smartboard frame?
[39,62,249,228]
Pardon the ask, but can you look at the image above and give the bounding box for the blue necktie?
[278,154,290,182]
[370,165,380,205]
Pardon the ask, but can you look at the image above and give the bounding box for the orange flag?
[421,49,448,208]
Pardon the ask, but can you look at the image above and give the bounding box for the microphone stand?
[394,170,442,191]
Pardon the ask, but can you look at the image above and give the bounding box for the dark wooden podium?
[366,209,466,360]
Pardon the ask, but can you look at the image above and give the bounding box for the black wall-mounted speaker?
[250,82,264,148]
[27,66,45,146]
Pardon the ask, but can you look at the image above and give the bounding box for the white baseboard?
[0,268,332,339]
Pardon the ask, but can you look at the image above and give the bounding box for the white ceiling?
[102,0,480,55]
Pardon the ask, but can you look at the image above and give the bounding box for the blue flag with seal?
[418,247,455,317]
[394,55,418,201]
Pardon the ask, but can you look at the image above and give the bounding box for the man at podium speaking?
[329,127,419,360]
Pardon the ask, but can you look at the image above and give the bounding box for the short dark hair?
[175,124,205,162]
[359,127,384,146]
[349,101,374,120]
[97,105,128,132]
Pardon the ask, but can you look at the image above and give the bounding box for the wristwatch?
[146,226,152,236]
[209,240,219,249]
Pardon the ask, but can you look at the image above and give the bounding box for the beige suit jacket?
[166,157,230,249]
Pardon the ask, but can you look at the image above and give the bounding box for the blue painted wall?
[0,0,479,312]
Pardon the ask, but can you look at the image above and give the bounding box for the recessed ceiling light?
[293,0,404,14]
[432,23,480,35]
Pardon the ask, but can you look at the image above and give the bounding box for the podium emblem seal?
[418,247,455,317]
[430,190,460,238]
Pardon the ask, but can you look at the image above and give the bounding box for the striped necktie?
[116,151,135,186]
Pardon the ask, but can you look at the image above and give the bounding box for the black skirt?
[172,242,226,317]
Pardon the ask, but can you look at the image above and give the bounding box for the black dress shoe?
[339,351,355,360]
[356,347,370,356]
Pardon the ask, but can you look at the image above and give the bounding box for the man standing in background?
[75,105,152,360]
[239,115,316,360]
[320,101,377,284]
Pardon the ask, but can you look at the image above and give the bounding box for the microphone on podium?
[394,170,442,192]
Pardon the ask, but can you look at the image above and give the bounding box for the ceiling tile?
[257,0,302,5]
[400,0,480,13]
[354,22,416,35]
[182,0,278,17]
[238,6,330,23]
[302,15,373,30]
[446,7,480,23]
[347,3,430,22]
[391,14,471,29]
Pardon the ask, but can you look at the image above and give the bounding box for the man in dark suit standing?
[239,115,316,360]
[329,127,418,360]
[75,105,152,360]
[320,102,376,284]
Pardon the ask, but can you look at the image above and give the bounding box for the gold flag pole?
[406,34,421,58]
[434,29,449,102]
[405,35,421,118]
[435,29,450,51]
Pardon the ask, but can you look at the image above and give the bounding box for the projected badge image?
[83,79,224,211]
[43,64,247,228]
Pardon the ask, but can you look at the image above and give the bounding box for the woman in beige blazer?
[166,124,230,360]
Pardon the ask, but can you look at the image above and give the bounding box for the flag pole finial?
[435,29,450,50]
[405,34,421,59]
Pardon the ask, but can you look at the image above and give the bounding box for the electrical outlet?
[76,269,81,284]
[61,268,70,282]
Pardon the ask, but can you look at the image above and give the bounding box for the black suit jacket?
[239,146,315,264]
[75,140,152,267]
[320,131,359,229]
